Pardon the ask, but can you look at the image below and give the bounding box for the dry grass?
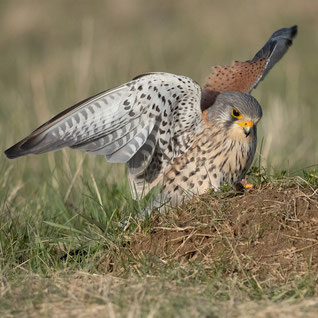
[1,268,318,317]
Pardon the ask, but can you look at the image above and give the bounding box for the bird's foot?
[240,178,254,190]
[234,179,253,191]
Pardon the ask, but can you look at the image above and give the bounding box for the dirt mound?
[122,184,318,280]
[98,184,318,281]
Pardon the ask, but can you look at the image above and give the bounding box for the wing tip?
[272,25,298,40]
[252,25,298,62]
[4,133,42,159]
[290,25,298,38]
[4,144,26,159]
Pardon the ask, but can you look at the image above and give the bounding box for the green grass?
[1,0,318,316]
[1,158,317,317]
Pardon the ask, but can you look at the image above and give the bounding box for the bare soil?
[101,183,318,281]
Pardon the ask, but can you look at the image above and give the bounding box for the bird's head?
[204,92,263,140]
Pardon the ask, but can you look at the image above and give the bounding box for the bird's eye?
[232,108,242,119]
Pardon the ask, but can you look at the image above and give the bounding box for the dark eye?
[232,108,242,118]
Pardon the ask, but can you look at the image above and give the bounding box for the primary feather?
[5,73,202,199]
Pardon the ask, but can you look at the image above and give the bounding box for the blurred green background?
[1,0,317,201]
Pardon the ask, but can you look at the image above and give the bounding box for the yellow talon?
[240,178,254,190]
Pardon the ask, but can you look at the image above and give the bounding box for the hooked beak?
[236,120,254,137]
[243,126,251,137]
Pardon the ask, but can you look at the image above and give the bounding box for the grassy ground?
[1,176,318,317]
[1,0,318,317]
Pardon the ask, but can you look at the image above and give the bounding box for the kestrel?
[5,26,297,211]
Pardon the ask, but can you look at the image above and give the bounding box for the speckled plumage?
[153,92,261,209]
[5,26,297,211]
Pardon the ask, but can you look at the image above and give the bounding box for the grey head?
[205,92,263,138]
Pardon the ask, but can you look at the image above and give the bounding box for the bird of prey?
[5,26,297,210]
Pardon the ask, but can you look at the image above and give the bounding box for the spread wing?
[201,25,297,110]
[5,72,202,197]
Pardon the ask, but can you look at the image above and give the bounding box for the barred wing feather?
[5,73,202,197]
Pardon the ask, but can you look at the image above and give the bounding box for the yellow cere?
[237,120,254,128]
